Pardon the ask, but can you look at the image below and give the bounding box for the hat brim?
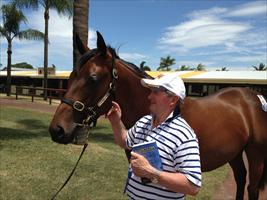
[141,78,161,89]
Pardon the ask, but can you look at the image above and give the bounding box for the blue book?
[132,141,163,171]
[124,141,163,190]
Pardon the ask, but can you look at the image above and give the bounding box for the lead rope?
[50,130,89,200]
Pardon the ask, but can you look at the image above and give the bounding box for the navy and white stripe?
[125,113,201,200]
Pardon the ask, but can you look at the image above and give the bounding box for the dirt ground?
[1,95,267,200]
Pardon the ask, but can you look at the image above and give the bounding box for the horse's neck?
[116,65,150,129]
[181,97,198,120]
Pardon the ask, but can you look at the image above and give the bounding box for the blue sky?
[0,0,266,71]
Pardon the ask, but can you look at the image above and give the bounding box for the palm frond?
[13,0,39,10]
[17,29,45,40]
[49,0,73,17]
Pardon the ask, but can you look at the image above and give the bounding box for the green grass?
[0,106,229,200]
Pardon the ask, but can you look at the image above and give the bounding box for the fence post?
[16,86,18,100]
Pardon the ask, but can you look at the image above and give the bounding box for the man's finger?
[131,152,140,158]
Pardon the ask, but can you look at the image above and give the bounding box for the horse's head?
[49,31,118,144]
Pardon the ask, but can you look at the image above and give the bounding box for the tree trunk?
[43,4,49,100]
[6,40,12,96]
[73,0,89,70]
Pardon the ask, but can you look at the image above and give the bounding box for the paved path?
[1,95,267,200]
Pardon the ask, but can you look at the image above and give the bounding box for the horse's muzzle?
[49,125,74,144]
[49,124,88,145]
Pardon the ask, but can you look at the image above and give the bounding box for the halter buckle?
[73,101,85,112]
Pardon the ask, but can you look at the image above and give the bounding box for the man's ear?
[170,96,179,107]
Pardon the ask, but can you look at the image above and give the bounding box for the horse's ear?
[96,31,107,56]
[76,34,89,55]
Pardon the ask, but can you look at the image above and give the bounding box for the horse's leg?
[245,147,264,200]
[229,151,247,200]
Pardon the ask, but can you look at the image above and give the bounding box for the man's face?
[148,88,173,116]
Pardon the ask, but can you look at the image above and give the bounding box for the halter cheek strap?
[61,99,85,112]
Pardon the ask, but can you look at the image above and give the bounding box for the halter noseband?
[61,50,118,127]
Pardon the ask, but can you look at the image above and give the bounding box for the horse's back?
[181,87,267,171]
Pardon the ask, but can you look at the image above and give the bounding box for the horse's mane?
[78,46,152,79]
[108,46,152,79]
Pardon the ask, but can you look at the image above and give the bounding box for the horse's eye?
[88,74,98,84]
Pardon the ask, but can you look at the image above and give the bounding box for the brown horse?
[49,32,267,200]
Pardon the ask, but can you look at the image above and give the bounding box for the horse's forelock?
[78,48,98,70]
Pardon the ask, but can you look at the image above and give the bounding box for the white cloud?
[88,29,97,48]
[227,1,266,17]
[119,52,147,63]
[49,13,72,38]
[156,1,266,71]
[158,17,251,50]
[189,7,227,19]
[227,54,266,63]
[28,9,72,38]
[176,60,215,68]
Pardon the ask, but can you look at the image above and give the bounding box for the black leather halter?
[61,50,118,127]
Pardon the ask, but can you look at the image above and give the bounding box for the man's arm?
[130,152,200,196]
[106,101,128,149]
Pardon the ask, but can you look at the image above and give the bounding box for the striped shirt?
[125,112,201,200]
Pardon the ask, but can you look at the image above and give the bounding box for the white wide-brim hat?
[141,73,186,100]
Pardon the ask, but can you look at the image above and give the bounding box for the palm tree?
[195,63,206,71]
[139,61,151,71]
[216,67,229,71]
[73,0,89,70]
[14,0,72,99]
[176,65,193,71]
[0,3,44,96]
[157,55,175,71]
[252,63,267,71]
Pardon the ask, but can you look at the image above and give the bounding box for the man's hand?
[130,152,155,179]
[106,101,122,125]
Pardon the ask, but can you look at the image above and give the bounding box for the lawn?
[0,106,229,200]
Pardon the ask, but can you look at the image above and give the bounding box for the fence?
[15,86,66,105]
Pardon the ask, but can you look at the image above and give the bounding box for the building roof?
[0,70,266,85]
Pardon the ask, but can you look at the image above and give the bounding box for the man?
[107,73,201,200]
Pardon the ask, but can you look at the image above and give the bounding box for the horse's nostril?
[57,125,65,139]
[49,125,65,142]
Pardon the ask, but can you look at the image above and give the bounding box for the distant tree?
[252,63,266,71]
[195,63,206,71]
[12,62,33,69]
[0,3,44,96]
[157,55,175,71]
[176,65,193,71]
[140,61,151,71]
[216,67,229,71]
[51,64,56,69]
[14,0,73,99]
